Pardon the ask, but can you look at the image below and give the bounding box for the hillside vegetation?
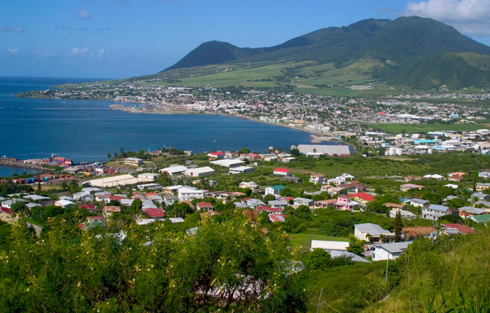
[388,52,490,89]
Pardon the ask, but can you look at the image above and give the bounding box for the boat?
[19,108,23,110]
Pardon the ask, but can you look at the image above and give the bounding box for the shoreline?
[0,160,53,173]
[108,104,327,137]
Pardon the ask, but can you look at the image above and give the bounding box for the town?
[2,142,489,260]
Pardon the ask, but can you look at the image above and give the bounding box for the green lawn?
[288,233,349,249]
[366,123,490,133]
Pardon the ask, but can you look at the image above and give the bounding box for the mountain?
[163,16,490,72]
[387,52,490,89]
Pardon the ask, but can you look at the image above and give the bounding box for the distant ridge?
[163,16,490,72]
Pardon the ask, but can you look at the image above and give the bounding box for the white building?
[159,165,188,176]
[229,166,255,174]
[178,187,204,201]
[124,157,143,166]
[210,159,245,168]
[372,242,411,261]
[184,166,215,177]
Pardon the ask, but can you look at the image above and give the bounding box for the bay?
[0,76,313,163]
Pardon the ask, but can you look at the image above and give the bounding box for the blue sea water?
[0,76,313,169]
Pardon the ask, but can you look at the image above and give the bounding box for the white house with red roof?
[273,168,291,176]
[196,202,214,211]
[257,206,283,215]
[207,151,224,159]
[269,214,286,222]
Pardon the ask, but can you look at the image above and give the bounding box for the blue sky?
[1,0,490,79]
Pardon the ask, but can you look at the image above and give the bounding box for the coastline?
[0,160,53,173]
[108,104,327,137]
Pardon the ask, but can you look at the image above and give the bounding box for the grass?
[288,233,349,249]
[366,123,490,133]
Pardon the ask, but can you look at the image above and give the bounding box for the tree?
[290,149,301,157]
[304,248,331,270]
[239,147,250,154]
[394,210,403,242]
[263,194,276,203]
[128,198,142,214]
[347,235,364,255]
[107,153,111,159]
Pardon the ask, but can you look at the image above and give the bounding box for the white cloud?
[70,47,90,55]
[8,47,19,55]
[33,50,54,58]
[78,9,92,20]
[0,25,24,33]
[405,0,490,36]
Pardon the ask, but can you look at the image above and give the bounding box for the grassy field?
[288,233,349,249]
[366,122,490,133]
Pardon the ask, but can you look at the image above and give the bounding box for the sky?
[1,0,490,79]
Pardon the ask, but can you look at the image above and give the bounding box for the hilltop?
[116,16,490,93]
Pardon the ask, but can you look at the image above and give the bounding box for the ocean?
[0,76,313,173]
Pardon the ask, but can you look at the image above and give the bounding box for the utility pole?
[317,288,323,313]
[385,257,389,284]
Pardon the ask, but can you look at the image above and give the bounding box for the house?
[200,210,220,218]
[124,157,143,166]
[184,166,215,177]
[196,202,214,211]
[138,173,160,181]
[229,166,255,174]
[246,199,266,209]
[268,199,289,209]
[321,186,345,196]
[354,223,394,244]
[269,214,286,222]
[441,223,475,235]
[293,197,314,206]
[239,181,258,190]
[73,192,93,202]
[469,214,490,224]
[470,192,488,201]
[372,242,411,261]
[422,204,457,220]
[476,183,490,191]
[178,187,204,201]
[273,168,291,176]
[314,199,337,209]
[207,151,224,159]
[400,184,425,191]
[310,240,349,251]
[334,195,358,211]
[145,208,165,219]
[280,176,301,184]
[410,198,430,208]
[55,199,75,208]
[257,206,283,215]
[211,159,245,168]
[265,185,285,196]
[348,192,375,203]
[458,206,486,218]
[384,203,405,210]
[103,206,121,218]
[403,227,437,240]
[79,204,98,211]
[389,208,416,219]
[159,165,188,176]
[309,173,325,185]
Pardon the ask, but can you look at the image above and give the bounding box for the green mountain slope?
[163,16,490,72]
[387,52,490,89]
